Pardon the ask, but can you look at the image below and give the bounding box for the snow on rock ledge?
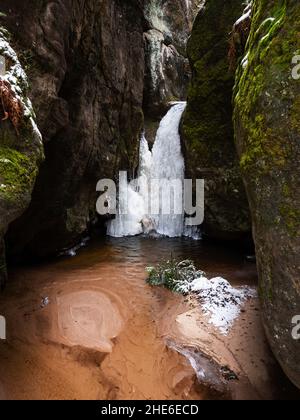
[0,28,43,146]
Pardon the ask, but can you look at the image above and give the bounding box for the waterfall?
[107,102,187,238]
[150,103,186,236]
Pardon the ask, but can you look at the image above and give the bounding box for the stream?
[0,237,299,400]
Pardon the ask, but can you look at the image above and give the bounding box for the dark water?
[63,235,258,286]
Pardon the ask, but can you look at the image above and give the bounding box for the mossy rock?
[0,29,44,284]
[234,0,300,388]
[0,146,37,198]
[182,0,251,239]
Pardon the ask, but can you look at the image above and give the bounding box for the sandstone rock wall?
[182,0,251,240]
[234,0,300,388]
[1,0,146,258]
[143,0,202,118]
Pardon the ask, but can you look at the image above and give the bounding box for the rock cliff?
[0,0,200,259]
[143,0,201,118]
[182,0,251,240]
[234,0,300,388]
[1,0,146,258]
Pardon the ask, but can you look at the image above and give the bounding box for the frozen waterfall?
[107,102,187,238]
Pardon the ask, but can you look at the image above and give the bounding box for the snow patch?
[0,29,42,145]
[178,275,256,335]
[234,6,252,28]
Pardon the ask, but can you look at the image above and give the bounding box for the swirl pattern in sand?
[57,291,123,353]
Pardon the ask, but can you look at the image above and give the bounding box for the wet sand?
[0,237,299,400]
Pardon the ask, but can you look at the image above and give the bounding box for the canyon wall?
[1,0,147,259]
[1,0,150,256]
[234,0,300,388]
[143,0,202,118]
[1,0,299,391]
[182,0,251,240]
[0,0,198,261]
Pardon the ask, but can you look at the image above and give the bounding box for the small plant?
[146,256,205,293]
[147,257,256,335]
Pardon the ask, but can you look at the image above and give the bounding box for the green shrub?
[146,257,205,293]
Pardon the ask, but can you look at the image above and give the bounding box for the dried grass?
[0,78,23,135]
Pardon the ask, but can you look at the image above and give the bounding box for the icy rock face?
[0,28,44,286]
[143,0,203,117]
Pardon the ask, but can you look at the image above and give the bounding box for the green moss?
[239,115,289,172]
[0,146,37,201]
[184,0,245,164]
[290,95,300,133]
[234,0,300,175]
[279,205,300,236]
[258,283,274,302]
[181,0,251,236]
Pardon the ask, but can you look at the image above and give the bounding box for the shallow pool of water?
[0,237,298,400]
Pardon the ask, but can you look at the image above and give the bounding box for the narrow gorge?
[0,0,299,401]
